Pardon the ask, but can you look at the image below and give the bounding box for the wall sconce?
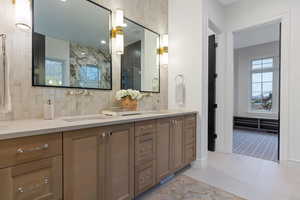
[13,0,31,31]
[158,34,168,65]
[112,9,125,55]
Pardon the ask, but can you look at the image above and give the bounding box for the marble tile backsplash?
[0,0,168,120]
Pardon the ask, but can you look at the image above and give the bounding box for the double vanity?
[0,0,192,199]
[0,110,197,200]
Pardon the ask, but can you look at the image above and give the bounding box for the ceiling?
[34,0,110,49]
[217,0,240,5]
[124,19,144,46]
[234,23,280,49]
[123,19,159,47]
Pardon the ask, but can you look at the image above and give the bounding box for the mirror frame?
[31,0,113,90]
[121,17,161,93]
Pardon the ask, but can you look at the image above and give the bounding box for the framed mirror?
[32,0,112,90]
[121,18,160,93]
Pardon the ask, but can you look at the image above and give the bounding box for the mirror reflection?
[121,19,160,93]
[33,0,112,90]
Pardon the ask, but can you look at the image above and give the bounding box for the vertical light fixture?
[159,34,168,66]
[14,0,32,31]
[112,9,124,55]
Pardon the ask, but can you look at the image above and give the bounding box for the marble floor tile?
[183,152,300,200]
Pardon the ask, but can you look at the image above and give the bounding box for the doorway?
[232,22,281,162]
[208,34,217,152]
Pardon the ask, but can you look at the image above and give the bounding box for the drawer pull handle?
[17,144,49,154]
[16,177,49,194]
[17,187,24,193]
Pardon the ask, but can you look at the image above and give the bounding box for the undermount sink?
[142,110,172,115]
[62,111,173,122]
[101,110,171,117]
[61,115,111,122]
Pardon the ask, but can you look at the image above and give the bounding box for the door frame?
[224,13,290,162]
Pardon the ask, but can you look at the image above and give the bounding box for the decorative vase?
[120,96,138,111]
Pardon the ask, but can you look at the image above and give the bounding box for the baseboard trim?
[280,159,300,167]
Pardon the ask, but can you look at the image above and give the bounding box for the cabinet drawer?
[135,120,156,137]
[135,133,156,165]
[184,127,196,145]
[184,115,196,128]
[185,144,196,164]
[135,161,156,196]
[0,134,62,169]
[0,156,62,200]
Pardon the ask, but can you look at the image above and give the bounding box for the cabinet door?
[0,157,62,200]
[156,118,172,182]
[135,161,156,196]
[184,115,197,165]
[63,128,105,200]
[172,117,185,172]
[104,124,134,200]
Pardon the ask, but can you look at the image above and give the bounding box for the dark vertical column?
[208,35,217,152]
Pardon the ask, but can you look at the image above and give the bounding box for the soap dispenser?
[44,99,55,120]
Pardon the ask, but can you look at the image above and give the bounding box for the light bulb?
[160,34,168,65]
[115,9,124,27]
[161,34,168,47]
[115,34,124,55]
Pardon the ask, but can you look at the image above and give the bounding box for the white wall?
[169,0,300,162]
[207,0,227,153]
[224,0,300,162]
[168,0,205,159]
[234,41,280,119]
[168,0,227,159]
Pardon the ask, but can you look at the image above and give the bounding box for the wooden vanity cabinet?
[0,113,196,200]
[183,114,197,165]
[63,123,134,200]
[171,117,185,172]
[103,124,134,200]
[0,134,62,200]
[63,128,106,200]
[0,134,62,169]
[156,118,173,182]
[155,114,197,183]
[134,120,157,196]
[0,157,62,200]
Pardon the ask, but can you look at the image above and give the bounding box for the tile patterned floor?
[138,175,245,200]
[233,129,278,162]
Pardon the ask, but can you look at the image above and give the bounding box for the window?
[78,65,101,88]
[45,59,64,86]
[250,58,274,112]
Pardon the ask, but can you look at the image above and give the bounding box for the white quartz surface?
[0,110,197,140]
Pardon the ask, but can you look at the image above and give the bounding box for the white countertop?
[0,110,197,140]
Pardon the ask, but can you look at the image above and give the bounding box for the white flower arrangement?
[115,89,143,101]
